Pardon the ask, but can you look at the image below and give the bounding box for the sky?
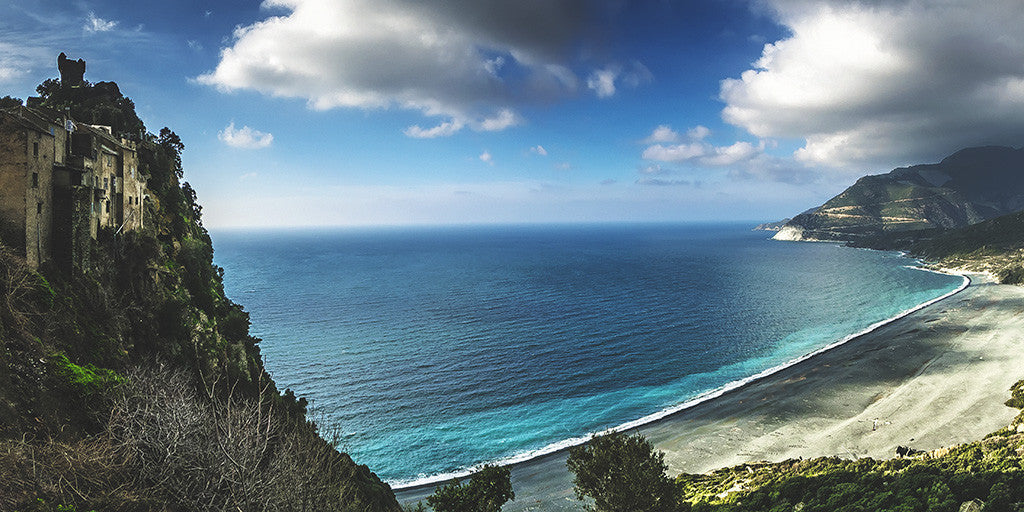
[3,0,1024,228]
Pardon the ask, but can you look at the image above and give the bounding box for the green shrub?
[52,353,121,396]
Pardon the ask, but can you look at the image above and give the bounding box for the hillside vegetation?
[0,76,399,511]
[675,387,1024,512]
[849,209,1024,284]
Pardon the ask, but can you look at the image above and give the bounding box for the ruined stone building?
[0,105,147,270]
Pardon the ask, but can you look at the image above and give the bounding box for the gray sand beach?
[396,274,1024,511]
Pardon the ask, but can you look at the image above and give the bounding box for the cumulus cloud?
[530,145,548,156]
[404,119,464,139]
[586,61,653,99]
[642,142,707,162]
[644,125,680,144]
[721,0,1024,168]
[84,12,118,33]
[199,0,613,133]
[479,150,493,164]
[218,122,274,149]
[687,125,710,141]
[642,125,765,168]
[478,109,520,132]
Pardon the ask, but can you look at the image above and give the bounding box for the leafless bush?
[108,365,384,512]
[0,435,151,511]
[0,244,39,335]
[0,365,394,511]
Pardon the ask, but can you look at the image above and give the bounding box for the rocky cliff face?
[775,146,1024,241]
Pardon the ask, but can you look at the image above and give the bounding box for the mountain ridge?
[774,146,1024,242]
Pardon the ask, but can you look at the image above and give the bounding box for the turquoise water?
[211,223,962,486]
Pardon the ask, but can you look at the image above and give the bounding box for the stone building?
[0,105,147,270]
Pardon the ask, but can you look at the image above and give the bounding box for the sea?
[211,223,964,487]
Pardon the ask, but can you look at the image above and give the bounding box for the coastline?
[396,273,1024,509]
[392,268,967,491]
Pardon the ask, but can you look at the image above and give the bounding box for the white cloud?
[530,145,548,156]
[84,12,118,33]
[645,125,680,144]
[642,142,706,162]
[687,125,710,141]
[198,0,607,133]
[478,109,520,132]
[642,137,764,168]
[701,141,763,166]
[479,150,493,164]
[721,0,1024,168]
[555,162,571,170]
[404,119,464,138]
[586,61,652,99]
[587,68,618,98]
[218,122,274,149]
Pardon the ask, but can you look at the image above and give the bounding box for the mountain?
[774,146,1024,241]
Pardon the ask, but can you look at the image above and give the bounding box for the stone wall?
[0,119,28,251]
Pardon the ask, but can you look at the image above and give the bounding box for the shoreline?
[393,268,972,495]
[397,273,1024,509]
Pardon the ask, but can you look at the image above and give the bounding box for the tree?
[566,431,679,512]
[426,465,514,512]
[0,95,22,108]
[35,78,61,98]
[157,127,184,179]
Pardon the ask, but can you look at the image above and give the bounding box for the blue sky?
[3,0,1024,227]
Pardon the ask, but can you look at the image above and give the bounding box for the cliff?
[774,146,1024,241]
[0,71,400,511]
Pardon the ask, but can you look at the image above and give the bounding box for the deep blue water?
[211,223,962,486]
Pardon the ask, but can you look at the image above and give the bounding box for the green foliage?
[51,353,121,397]
[996,264,1024,285]
[676,428,1024,512]
[426,465,515,512]
[567,431,680,512]
[34,79,144,138]
[1007,379,1024,410]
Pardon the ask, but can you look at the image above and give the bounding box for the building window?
[105,201,109,213]
[104,177,109,189]
[37,202,43,214]
[33,142,39,157]
[32,173,38,188]
[112,176,117,192]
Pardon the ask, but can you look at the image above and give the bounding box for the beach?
[395,274,1024,510]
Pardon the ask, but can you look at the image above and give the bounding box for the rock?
[773,226,807,241]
